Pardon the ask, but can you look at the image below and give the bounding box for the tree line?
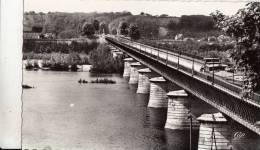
[23,40,98,54]
[25,11,218,39]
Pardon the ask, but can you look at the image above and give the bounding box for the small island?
[78,78,116,84]
[91,78,116,84]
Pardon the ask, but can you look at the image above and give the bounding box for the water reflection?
[165,129,198,150]
[135,94,149,107]
[144,108,167,130]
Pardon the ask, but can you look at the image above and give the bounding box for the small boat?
[22,84,33,89]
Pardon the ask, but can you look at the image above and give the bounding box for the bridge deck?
[106,37,260,135]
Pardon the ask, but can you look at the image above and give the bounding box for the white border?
[0,0,23,148]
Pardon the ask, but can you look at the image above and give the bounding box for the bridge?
[105,36,260,150]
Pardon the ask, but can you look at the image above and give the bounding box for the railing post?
[139,42,141,53]
[166,49,168,66]
[192,55,194,76]
[178,51,180,70]
[232,66,235,84]
[212,61,215,85]
[144,42,146,54]
[150,45,152,57]
[157,42,159,61]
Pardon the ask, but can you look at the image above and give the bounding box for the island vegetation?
[78,78,116,84]
[88,44,124,73]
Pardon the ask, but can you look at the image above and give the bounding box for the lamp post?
[188,110,193,150]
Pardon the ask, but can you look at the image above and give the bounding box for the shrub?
[118,21,129,35]
[129,23,140,40]
[82,22,95,36]
[89,44,124,73]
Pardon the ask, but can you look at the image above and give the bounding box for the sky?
[24,0,249,16]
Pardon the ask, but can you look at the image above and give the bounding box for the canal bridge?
[105,36,260,149]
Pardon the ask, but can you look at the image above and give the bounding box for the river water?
[22,70,260,150]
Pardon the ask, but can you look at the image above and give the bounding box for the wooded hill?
[24,11,219,39]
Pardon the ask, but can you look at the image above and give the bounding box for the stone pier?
[136,68,152,94]
[123,58,134,77]
[197,113,232,150]
[165,90,199,130]
[129,62,143,84]
[148,77,168,108]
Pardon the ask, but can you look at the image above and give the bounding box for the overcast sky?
[24,0,249,16]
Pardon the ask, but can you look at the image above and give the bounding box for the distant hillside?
[24,11,219,39]
[24,11,132,38]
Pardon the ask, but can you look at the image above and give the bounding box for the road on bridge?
[126,40,202,71]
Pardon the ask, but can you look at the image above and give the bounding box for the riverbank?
[23,52,91,71]
[23,40,125,73]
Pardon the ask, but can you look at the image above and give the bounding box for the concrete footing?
[136,68,152,94]
[197,113,232,150]
[165,90,199,130]
[129,62,143,84]
[148,77,168,108]
[123,58,134,77]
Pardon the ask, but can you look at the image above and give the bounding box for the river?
[22,70,260,150]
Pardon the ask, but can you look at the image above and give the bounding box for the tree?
[89,44,123,73]
[179,15,215,31]
[92,19,100,33]
[167,20,178,30]
[111,28,117,35]
[118,21,129,35]
[28,11,36,15]
[160,14,169,17]
[82,22,95,37]
[211,2,260,94]
[99,22,109,34]
[58,29,77,39]
[135,19,159,39]
[129,24,140,40]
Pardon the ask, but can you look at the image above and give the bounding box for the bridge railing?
[140,40,204,60]
[120,36,204,61]
[108,36,260,107]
